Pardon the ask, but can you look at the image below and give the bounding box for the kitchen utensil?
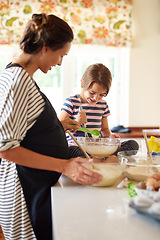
[79,106,88,137]
[78,127,100,136]
[143,130,153,162]
[69,123,100,136]
[66,130,90,158]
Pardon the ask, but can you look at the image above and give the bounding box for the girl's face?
[81,82,107,104]
[39,42,71,73]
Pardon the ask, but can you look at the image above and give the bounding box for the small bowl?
[118,150,160,182]
[78,137,120,159]
[83,162,125,187]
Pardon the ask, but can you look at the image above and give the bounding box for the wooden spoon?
[67,130,90,158]
[143,130,153,163]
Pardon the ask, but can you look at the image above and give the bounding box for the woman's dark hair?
[81,63,112,96]
[20,13,74,54]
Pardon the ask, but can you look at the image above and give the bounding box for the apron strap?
[6,63,22,69]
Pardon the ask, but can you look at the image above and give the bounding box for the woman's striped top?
[0,66,45,239]
[61,94,110,144]
[0,66,45,151]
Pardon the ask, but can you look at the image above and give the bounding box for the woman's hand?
[76,112,87,125]
[62,157,103,185]
[60,118,80,131]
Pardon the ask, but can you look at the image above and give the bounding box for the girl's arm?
[76,111,87,125]
[0,146,102,185]
[59,109,87,126]
[59,109,70,121]
[101,117,120,138]
[59,111,80,130]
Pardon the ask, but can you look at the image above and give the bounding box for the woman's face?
[81,82,107,104]
[39,42,71,73]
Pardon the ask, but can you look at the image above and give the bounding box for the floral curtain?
[0,0,133,46]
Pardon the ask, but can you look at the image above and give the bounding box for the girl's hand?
[109,133,120,138]
[60,118,80,131]
[109,133,121,147]
[76,112,87,125]
[62,157,103,185]
[101,131,120,139]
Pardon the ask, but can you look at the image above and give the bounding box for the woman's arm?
[0,146,102,185]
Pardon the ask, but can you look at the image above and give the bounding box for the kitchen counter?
[51,176,160,240]
[117,127,160,138]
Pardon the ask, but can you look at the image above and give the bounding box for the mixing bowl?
[118,150,160,182]
[83,162,125,187]
[79,137,120,159]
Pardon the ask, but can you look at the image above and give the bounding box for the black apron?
[6,63,69,240]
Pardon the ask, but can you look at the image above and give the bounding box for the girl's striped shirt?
[61,94,110,143]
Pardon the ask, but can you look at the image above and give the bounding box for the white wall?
[1,1,159,128]
[129,0,160,127]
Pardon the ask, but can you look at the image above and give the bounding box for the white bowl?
[79,137,120,159]
[118,150,160,182]
[83,162,124,187]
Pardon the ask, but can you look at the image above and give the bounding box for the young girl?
[59,63,139,157]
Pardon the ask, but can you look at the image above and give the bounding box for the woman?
[0,13,102,240]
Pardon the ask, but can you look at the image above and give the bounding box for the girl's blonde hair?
[81,63,112,96]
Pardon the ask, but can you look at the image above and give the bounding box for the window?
[0,44,130,128]
[60,45,130,128]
